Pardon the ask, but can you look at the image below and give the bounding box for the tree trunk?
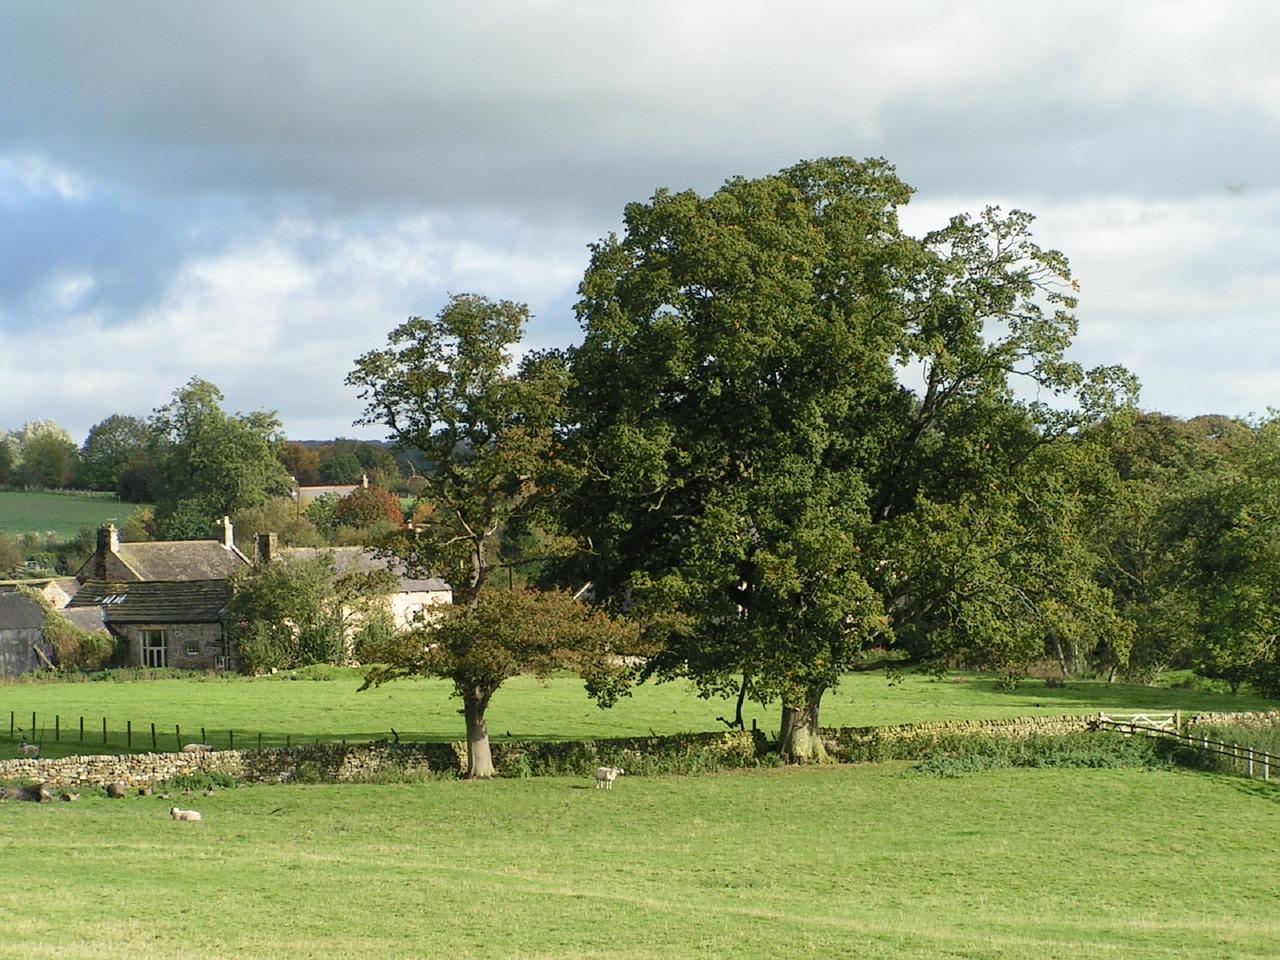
[462,685,496,778]
[778,684,828,763]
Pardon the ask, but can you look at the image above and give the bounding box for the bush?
[909,731,1163,777]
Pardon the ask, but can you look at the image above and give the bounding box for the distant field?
[0,490,145,541]
[2,667,1272,760]
[2,765,1278,959]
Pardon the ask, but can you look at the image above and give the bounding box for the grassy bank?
[2,764,1277,959]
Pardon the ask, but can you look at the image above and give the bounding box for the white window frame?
[141,629,167,669]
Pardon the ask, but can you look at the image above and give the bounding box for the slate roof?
[276,547,451,594]
[68,580,232,624]
[102,541,249,581]
[60,605,108,633]
[0,591,47,630]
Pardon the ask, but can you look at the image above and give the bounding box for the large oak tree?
[563,157,1134,759]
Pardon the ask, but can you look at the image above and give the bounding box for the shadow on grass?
[966,674,1275,714]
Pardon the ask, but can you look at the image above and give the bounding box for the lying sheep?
[181,743,213,754]
[170,806,202,822]
[18,739,40,758]
[594,766,625,789]
[105,781,128,799]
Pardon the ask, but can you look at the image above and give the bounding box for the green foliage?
[160,770,238,792]
[77,414,152,496]
[348,293,572,606]
[231,498,325,549]
[148,377,294,538]
[17,586,117,670]
[227,555,348,672]
[564,157,1136,757]
[911,731,1163,776]
[364,586,646,777]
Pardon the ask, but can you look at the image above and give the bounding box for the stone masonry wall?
[3,712,1269,787]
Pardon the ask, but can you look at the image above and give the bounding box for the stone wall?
[3,712,1267,787]
[0,740,464,789]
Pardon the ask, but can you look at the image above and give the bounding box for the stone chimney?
[97,523,120,556]
[92,523,120,581]
[219,516,234,549]
[254,532,278,564]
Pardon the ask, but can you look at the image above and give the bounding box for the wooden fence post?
[127,721,132,751]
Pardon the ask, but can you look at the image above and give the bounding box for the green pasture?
[0,489,144,541]
[3,764,1278,959]
[2,667,1272,760]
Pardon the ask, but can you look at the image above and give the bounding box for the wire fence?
[1096,712,1279,784]
[5,709,373,757]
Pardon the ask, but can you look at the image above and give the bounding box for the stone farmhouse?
[67,578,234,671]
[57,519,452,673]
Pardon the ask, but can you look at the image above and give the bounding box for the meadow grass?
[0,489,145,541]
[2,667,1273,760]
[2,763,1277,959]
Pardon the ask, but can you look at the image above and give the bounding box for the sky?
[1,1,1277,445]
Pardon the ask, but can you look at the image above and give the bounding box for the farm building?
[68,579,233,671]
[0,590,57,678]
[76,518,250,584]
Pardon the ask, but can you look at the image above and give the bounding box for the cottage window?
[141,630,167,669]
[184,642,200,658]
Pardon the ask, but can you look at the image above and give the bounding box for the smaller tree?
[78,414,151,494]
[363,587,645,778]
[14,422,78,489]
[228,555,397,672]
[334,485,405,529]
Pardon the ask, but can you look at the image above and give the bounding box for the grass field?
[2,764,1277,959]
[0,489,145,541]
[2,667,1273,760]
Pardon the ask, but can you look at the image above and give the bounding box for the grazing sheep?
[594,766,625,789]
[18,739,40,758]
[170,806,202,822]
[105,781,128,799]
[181,743,213,754]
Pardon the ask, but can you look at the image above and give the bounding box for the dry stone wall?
[2,712,1267,786]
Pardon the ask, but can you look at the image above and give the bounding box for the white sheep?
[181,743,213,754]
[170,806,202,822]
[18,739,40,758]
[594,766,625,789]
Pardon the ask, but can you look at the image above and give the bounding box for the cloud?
[0,206,593,441]
[1,0,1277,440]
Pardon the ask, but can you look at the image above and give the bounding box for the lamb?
[181,743,213,754]
[594,766,625,789]
[170,806,202,822]
[18,739,40,758]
